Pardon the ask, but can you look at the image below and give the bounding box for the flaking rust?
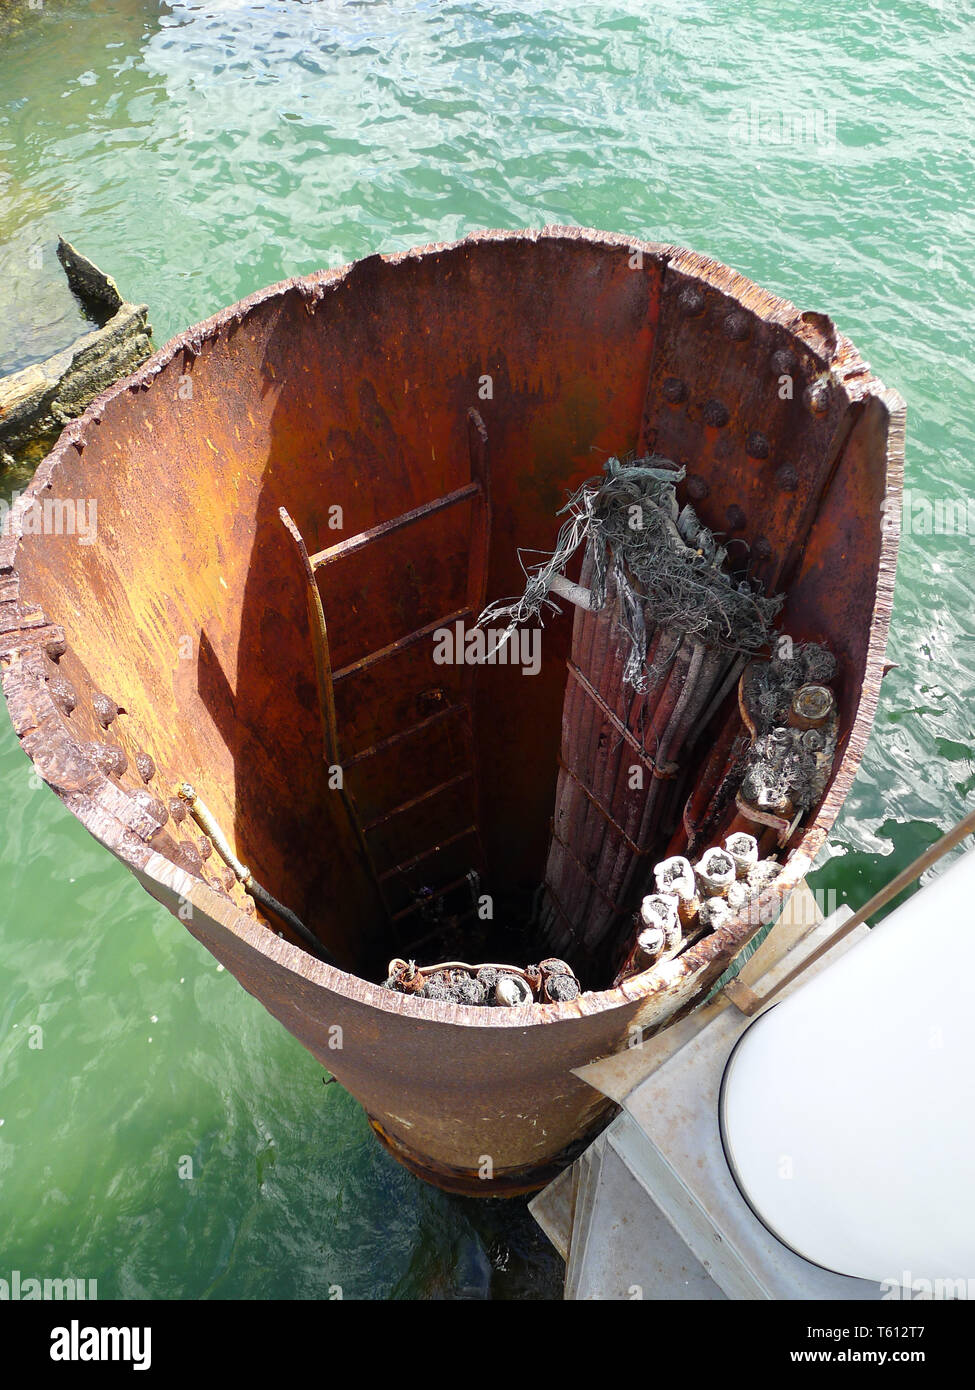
[0,229,902,1194]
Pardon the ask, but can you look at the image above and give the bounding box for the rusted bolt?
[198,836,213,860]
[754,535,772,561]
[44,637,67,662]
[686,473,710,502]
[725,504,746,531]
[136,752,156,783]
[662,376,688,403]
[775,463,798,492]
[92,694,119,729]
[168,796,188,825]
[745,431,770,459]
[50,676,77,715]
[723,310,750,341]
[805,380,830,416]
[771,347,797,376]
[790,684,835,729]
[703,399,730,428]
[678,285,705,316]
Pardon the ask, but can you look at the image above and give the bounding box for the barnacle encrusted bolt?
[496,975,532,1007]
[724,832,759,879]
[696,847,736,898]
[789,683,835,730]
[653,854,700,925]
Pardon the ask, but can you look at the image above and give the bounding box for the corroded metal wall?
[0,229,902,1194]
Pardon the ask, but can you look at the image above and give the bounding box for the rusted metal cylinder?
[0,229,901,1194]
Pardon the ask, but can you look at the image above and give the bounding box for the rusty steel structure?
[0,229,903,1195]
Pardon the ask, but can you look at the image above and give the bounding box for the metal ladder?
[281,408,491,947]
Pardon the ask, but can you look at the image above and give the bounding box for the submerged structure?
[0,229,902,1194]
[0,238,152,474]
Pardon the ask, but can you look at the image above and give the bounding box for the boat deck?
[531,883,883,1299]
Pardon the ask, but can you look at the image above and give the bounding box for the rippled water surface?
[1,0,973,1299]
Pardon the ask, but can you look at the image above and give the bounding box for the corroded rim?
[0,226,904,1030]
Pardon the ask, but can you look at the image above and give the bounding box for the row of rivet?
[672,284,831,417]
[37,638,238,896]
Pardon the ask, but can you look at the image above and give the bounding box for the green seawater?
[0,0,972,1300]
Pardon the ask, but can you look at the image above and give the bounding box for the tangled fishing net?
[478,455,784,691]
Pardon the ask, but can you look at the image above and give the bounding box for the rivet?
[725,504,746,531]
[177,840,203,873]
[723,310,750,341]
[678,285,705,316]
[805,380,830,415]
[131,789,168,826]
[771,348,797,376]
[44,637,67,662]
[745,431,770,459]
[88,743,127,777]
[136,752,156,784]
[50,677,77,715]
[92,693,118,728]
[168,797,188,825]
[754,535,773,561]
[702,399,729,428]
[662,376,688,404]
[198,836,213,860]
[775,463,798,492]
[686,473,710,501]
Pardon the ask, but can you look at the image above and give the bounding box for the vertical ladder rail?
[279,505,389,922]
[281,409,493,940]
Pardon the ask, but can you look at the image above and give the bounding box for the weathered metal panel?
[0,229,901,1193]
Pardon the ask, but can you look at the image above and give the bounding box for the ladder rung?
[363,771,472,832]
[333,607,472,684]
[345,702,470,769]
[392,874,476,924]
[378,825,479,883]
[310,482,481,568]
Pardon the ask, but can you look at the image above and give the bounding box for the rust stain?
[0,228,902,1192]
